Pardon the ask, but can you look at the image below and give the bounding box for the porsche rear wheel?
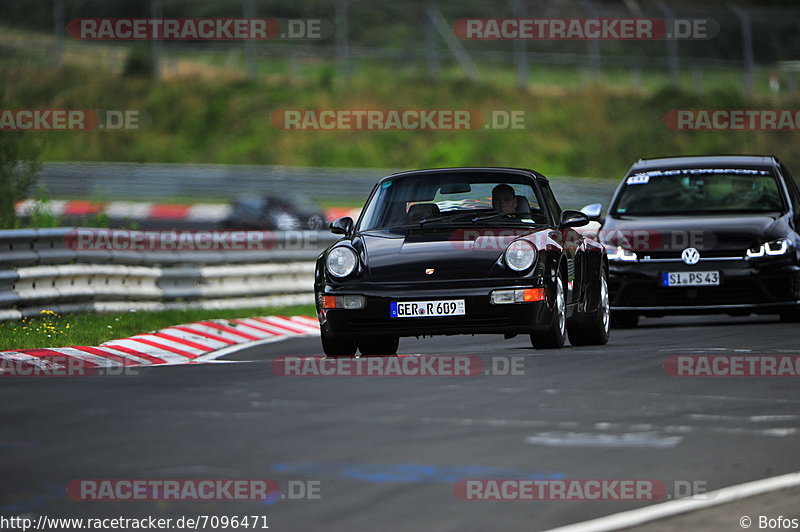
[321,331,358,357]
[358,336,399,356]
[568,268,610,346]
[531,276,566,349]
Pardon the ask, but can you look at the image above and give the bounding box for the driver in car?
[492,183,518,214]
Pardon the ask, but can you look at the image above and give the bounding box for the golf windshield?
[613,169,785,216]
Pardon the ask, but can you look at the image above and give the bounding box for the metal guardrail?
[0,228,339,322]
[35,162,389,201]
[34,162,617,207]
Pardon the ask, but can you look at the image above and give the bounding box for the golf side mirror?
[580,203,603,222]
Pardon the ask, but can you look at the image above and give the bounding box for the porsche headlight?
[505,240,536,272]
[605,244,638,262]
[747,238,792,258]
[326,247,357,277]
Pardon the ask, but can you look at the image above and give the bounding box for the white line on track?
[524,431,683,449]
[542,470,800,532]
[191,332,318,363]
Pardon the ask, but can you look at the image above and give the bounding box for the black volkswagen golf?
[315,168,610,356]
[582,155,800,327]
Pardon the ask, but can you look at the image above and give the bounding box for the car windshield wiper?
[414,211,540,227]
[416,215,447,226]
[468,212,532,224]
[416,213,474,226]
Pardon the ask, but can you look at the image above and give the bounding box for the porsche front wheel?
[358,336,399,356]
[568,268,610,346]
[321,331,358,357]
[531,276,566,349]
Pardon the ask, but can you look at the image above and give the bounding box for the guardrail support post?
[150,0,163,80]
[729,3,754,99]
[336,0,350,80]
[509,0,528,88]
[656,0,680,88]
[52,0,64,65]
[243,0,256,79]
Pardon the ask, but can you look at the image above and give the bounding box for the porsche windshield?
[612,169,785,216]
[358,173,546,230]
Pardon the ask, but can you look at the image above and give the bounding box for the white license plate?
[661,271,720,287]
[390,299,466,318]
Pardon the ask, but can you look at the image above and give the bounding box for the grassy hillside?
[3,47,800,179]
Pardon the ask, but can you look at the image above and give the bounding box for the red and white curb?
[15,200,232,222]
[15,200,361,224]
[323,206,362,222]
[0,315,320,373]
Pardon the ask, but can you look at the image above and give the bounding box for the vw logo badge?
[681,247,700,265]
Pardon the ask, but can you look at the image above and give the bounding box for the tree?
[0,120,42,229]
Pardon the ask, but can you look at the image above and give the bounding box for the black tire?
[779,309,800,323]
[531,276,566,349]
[611,311,639,329]
[321,331,357,357]
[358,336,399,356]
[568,268,610,346]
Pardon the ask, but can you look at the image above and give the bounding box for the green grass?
[3,35,800,182]
[317,198,364,209]
[0,305,316,351]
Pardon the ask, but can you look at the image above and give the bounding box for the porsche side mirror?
[560,210,590,228]
[580,203,603,222]
[330,216,354,236]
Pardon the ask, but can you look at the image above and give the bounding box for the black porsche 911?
[314,167,610,356]
[581,155,800,327]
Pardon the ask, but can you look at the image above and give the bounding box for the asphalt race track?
[2,315,799,531]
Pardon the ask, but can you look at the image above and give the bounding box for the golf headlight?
[746,238,792,258]
[605,245,638,262]
[326,247,357,277]
[505,240,536,271]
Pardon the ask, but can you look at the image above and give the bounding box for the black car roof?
[629,155,779,173]
[386,167,549,183]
